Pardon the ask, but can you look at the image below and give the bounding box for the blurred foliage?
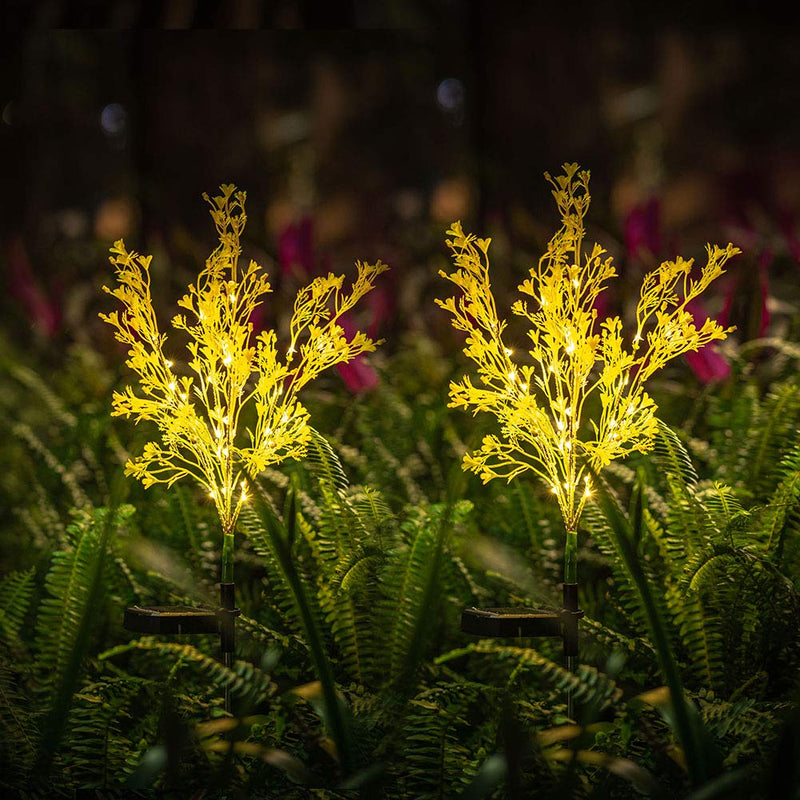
[2,25,800,798]
[1,315,800,796]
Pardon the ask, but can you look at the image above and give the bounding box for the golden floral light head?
[436,163,739,531]
[101,184,388,536]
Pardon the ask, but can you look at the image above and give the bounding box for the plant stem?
[221,527,235,584]
[563,527,579,720]
[564,528,578,584]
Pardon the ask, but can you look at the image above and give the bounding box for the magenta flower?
[623,197,662,262]
[276,216,392,394]
[278,217,315,278]
[7,236,61,337]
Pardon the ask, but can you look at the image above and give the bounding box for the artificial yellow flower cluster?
[437,164,740,531]
[101,184,387,537]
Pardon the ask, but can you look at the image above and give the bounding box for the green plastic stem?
[221,528,235,584]
[564,528,578,584]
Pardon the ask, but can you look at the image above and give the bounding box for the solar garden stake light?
[102,184,387,712]
[437,164,739,718]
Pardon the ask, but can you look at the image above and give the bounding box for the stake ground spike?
[123,582,240,714]
[218,581,240,713]
[460,585,584,718]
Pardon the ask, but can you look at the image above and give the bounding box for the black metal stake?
[461,589,584,719]
[218,582,238,714]
[123,586,240,714]
[561,582,580,719]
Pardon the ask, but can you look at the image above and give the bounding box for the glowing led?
[165,360,173,368]
[434,164,739,539]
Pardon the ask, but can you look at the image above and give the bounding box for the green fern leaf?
[653,420,698,486]
[100,638,276,701]
[0,567,36,642]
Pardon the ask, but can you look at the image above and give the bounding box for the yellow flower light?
[101,184,388,566]
[436,163,739,534]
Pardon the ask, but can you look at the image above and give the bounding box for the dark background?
[3,4,800,365]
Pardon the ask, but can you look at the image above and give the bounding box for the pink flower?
[278,217,315,279]
[275,216,391,394]
[336,315,380,394]
[7,236,61,337]
[623,197,662,262]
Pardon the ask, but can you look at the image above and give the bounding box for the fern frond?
[697,692,785,767]
[0,658,37,788]
[437,642,623,712]
[0,567,36,642]
[63,677,146,788]
[582,496,653,636]
[100,638,276,702]
[34,514,101,696]
[397,682,485,798]
[672,592,724,692]
[747,382,800,495]
[374,502,456,684]
[12,422,90,508]
[763,436,800,558]
[236,612,305,653]
[653,420,698,486]
[303,427,349,494]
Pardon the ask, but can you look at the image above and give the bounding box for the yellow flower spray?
[101,184,388,584]
[437,164,739,587]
